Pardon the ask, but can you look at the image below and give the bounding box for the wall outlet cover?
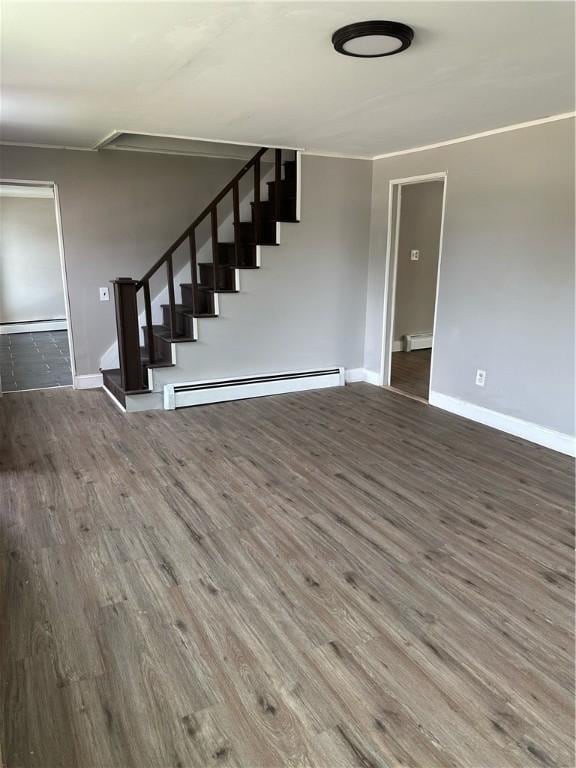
[99,287,110,301]
[475,369,486,387]
[410,249,420,261]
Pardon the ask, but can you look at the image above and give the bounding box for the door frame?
[379,172,448,398]
[0,178,77,387]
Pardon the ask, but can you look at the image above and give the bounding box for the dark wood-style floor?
[391,349,431,400]
[1,385,574,768]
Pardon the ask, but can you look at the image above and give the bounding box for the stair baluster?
[274,149,282,221]
[166,253,177,338]
[188,230,198,315]
[211,208,219,289]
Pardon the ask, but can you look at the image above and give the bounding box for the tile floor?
[0,330,72,392]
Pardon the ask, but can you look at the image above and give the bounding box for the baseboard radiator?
[404,332,433,352]
[164,367,344,410]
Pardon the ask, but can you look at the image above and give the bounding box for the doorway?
[0,182,75,392]
[380,173,446,401]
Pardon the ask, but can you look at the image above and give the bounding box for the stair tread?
[199,287,238,293]
[162,301,209,312]
[146,323,196,342]
[140,353,173,369]
[160,303,218,319]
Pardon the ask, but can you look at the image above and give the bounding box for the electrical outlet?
[99,287,110,302]
[410,249,420,261]
[475,369,486,387]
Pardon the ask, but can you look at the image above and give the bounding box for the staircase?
[102,147,300,409]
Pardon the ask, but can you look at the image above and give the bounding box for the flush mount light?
[332,20,414,58]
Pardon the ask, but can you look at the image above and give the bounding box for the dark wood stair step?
[237,220,278,246]
[198,263,237,291]
[266,179,296,199]
[102,368,148,406]
[144,322,196,346]
[283,159,297,183]
[218,242,259,268]
[251,199,298,223]
[179,285,217,315]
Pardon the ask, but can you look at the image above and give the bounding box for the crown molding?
[372,112,576,160]
[302,150,372,160]
[2,112,573,162]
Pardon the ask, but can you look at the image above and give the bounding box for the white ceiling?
[1,1,574,158]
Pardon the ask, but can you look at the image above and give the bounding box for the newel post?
[112,278,143,391]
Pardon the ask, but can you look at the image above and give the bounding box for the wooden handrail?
[138,146,268,286]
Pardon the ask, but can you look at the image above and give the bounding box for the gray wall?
[393,181,443,343]
[0,148,372,376]
[148,154,372,390]
[365,118,575,435]
[0,147,245,373]
[0,196,65,323]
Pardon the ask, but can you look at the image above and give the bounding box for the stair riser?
[251,199,297,223]
[266,179,296,200]
[284,160,297,183]
[238,221,277,246]
[161,307,195,337]
[218,243,258,268]
[144,327,172,361]
[180,285,216,314]
[199,263,236,291]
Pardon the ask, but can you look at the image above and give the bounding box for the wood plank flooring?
[0,385,573,768]
[390,350,431,400]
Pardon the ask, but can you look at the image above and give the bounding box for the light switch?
[99,287,110,302]
[410,250,420,261]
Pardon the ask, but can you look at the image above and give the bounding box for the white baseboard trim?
[0,319,67,335]
[344,368,366,383]
[429,391,575,457]
[344,368,381,386]
[102,384,127,412]
[392,340,404,353]
[364,369,381,386]
[165,368,344,410]
[74,373,103,389]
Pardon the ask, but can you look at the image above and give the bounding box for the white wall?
[0,196,65,323]
[365,118,575,437]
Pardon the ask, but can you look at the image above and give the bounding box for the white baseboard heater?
[404,332,433,351]
[164,367,344,410]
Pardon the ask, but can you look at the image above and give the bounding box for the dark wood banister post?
[112,278,143,391]
[189,228,198,315]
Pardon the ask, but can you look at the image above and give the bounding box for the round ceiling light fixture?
[332,20,414,58]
